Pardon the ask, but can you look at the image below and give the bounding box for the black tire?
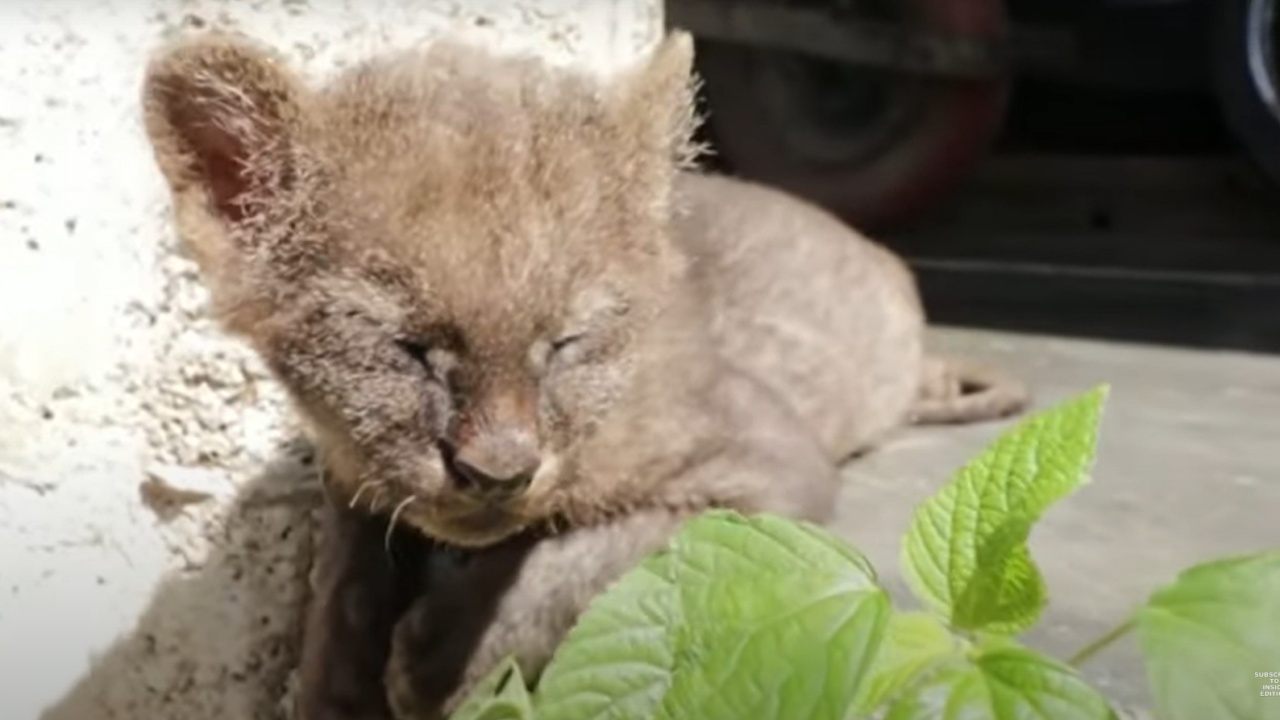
[692,0,1011,231]
[1213,0,1280,185]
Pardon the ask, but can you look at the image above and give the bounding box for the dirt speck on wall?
[0,1,661,718]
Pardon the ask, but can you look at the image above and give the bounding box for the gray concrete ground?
[830,326,1280,713]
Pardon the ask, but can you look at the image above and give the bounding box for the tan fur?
[914,355,1030,425]
[140,29,1027,720]
[142,30,838,720]
[675,172,1029,453]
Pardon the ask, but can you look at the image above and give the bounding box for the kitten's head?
[141,30,700,546]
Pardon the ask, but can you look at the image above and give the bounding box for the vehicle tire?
[1213,0,1280,186]
[692,0,1011,230]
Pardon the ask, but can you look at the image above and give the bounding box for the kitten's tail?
[910,355,1031,425]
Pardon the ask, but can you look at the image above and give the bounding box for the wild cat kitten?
[140,28,1026,719]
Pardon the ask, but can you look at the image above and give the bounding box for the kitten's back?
[674,172,926,459]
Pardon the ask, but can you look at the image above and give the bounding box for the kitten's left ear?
[142,32,308,281]
[617,29,702,168]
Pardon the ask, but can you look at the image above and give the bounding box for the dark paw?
[295,691,397,720]
[385,601,460,720]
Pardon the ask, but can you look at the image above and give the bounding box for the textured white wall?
[0,1,663,718]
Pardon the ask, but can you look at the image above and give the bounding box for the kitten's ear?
[142,33,307,278]
[617,30,702,169]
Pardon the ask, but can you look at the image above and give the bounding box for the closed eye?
[550,333,585,353]
[396,338,431,368]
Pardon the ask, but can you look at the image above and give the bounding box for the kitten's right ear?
[142,33,307,280]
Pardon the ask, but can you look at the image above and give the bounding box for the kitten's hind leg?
[384,509,693,720]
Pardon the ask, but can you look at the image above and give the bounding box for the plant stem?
[1068,616,1136,667]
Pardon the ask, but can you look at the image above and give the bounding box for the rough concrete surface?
[0,2,660,718]
[834,326,1280,714]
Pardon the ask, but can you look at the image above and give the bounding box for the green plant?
[450,386,1280,720]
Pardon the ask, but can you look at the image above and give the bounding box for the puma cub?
[141,29,1027,720]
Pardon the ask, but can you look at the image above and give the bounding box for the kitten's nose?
[451,459,536,498]
[441,432,540,499]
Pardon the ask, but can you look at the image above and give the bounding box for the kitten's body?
[379,172,1028,718]
[677,171,925,460]
[140,31,1027,720]
[677,171,1027,460]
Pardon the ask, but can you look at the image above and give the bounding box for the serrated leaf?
[851,611,959,716]
[660,513,891,720]
[533,551,681,720]
[447,655,535,720]
[668,510,881,587]
[659,579,888,720]
[534,511,891,720]
[884,646,1118,720]
[1135,551,1280,720]
[901,386,1109,635]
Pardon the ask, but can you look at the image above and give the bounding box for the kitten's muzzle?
[437,433,539,501]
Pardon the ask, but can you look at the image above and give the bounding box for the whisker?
[368,486,389,513]
[385,496,416,554]
[348,480,383,509]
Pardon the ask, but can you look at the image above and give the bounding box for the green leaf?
[850,611,959,716]
[901,386,1109,635]
[534,511,892,720]
[884,646,1117,720]
[447,655,536,720]
[668,509,882,586]
[1134,551,1280,720]
[532,551,681,720]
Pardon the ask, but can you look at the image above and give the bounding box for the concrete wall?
[0,2,663,718]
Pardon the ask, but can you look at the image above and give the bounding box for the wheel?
[693,0,1011,230]
[1213,0,1280,186]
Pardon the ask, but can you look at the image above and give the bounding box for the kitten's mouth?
[378,446,561,547]
[415,498,529,548]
